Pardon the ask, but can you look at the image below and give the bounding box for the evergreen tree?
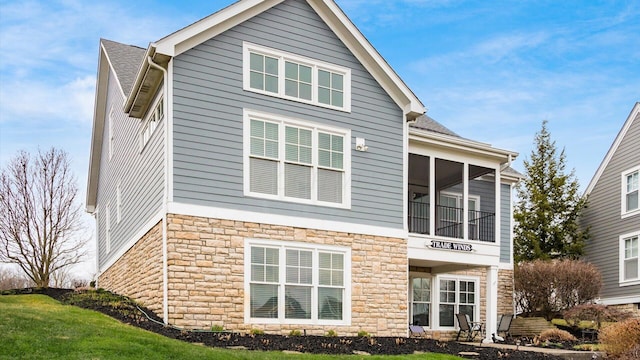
[514,120,588,262]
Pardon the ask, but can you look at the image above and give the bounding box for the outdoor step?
[509,317,557,337]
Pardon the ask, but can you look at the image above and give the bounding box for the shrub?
[289,329,302,336]
[539,328,577,342]
[357,330,370,337]
[563,304,629,329]
[250,328,264,335]
[514,259,602,320]
[325,329,337,337]
[599,318,640,358]
[211,325,224,332]
[617,344,640,360]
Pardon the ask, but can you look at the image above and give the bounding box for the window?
[244,110,350,208]
[437,277,478,328]
[108,107,114,160]
[622,167,639,216]
[438,193,479,239]
[105,204,111,254]
[411,278,431,327]
[243,42,351,112]
[116,182,122,224]
[620,231,640,285]
[245,239,350,324]
[141,96,164,149]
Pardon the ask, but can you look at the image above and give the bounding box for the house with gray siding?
[86,0,521,340]
[582,102,640,316]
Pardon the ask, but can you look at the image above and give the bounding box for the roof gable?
[146,0,424,118]
[584,102,640,196]
[101,39,146,96]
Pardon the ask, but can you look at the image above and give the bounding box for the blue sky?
[1,0,639,277]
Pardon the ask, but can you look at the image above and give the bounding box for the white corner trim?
[98,211,164,275]
[167,201,406,239]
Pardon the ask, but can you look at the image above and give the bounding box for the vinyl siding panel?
[582,111,640,300]
[95,70,164,270]
[172,0,404,228]
[500,184,512,263]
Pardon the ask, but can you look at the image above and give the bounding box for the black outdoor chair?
[455,313,483,343]
[409,325,425,337]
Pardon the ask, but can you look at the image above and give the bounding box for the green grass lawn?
[0,295,462,360]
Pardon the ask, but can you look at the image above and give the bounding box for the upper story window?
[622,166,639,217]
[116,181,122,224]
[244,239,351,325]
[243,109,351,208]
[620,231,639,285]
[243,42,351,112]
[141,96,164,150]
[105,203,111,254]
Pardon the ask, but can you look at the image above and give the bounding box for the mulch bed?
[5,288,565,359]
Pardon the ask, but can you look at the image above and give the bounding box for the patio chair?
[455,313,483,343]
[493,314,513,342]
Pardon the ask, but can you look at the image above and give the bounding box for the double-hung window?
[437,276,478,329]
[411,278,431,327]
[622,167,639,217]
[244,110,350,208]
[243,42,351,112]
[245,239,351,324]
[620,231,640,285]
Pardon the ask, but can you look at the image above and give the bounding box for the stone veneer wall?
[98,221,164,314]
[165,214,408,337]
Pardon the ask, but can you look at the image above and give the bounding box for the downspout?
[147,55,170,325]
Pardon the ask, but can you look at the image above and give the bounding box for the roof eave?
[409,128,519,163]
[583,102,640,196]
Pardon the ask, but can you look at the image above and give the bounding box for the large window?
[411,278,431,327]
[437,277,478,328]
[244,110,350,208]
[243,42,351,112]
[105,203,111,254]
[245,239,350,325]
[622,167,639,217]
[620,231,640,285]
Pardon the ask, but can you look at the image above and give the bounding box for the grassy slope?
[0,295,462,360]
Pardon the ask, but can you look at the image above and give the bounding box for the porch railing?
[408,202,495,242]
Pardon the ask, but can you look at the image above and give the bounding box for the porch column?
[463,163,469,239]
[485,265,498,342]
[429,156,435,236]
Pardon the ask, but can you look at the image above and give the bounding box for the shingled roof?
[410,114,460,137]
[101,39,146,96]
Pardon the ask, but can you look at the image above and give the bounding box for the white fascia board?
[584,102,640,196]
[307,0,425,119]
[123,45,155,114]
[409,129,519,163]
[168,201,407,239]
[154,0,284,57]
[87,43,122,213]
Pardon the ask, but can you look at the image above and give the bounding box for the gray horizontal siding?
[96,69,164,269]
[582,111,640,300]
[171,0,404,228]
[500,183,511,263]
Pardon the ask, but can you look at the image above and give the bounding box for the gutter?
[146,55,170,325]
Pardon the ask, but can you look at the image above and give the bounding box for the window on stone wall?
[245,239,350,325]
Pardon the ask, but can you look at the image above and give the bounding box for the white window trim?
[105,203,111,254]
[243,238,352,326]
[140,93,164,152]
[108,106,114,161]
[621,165,640,218]
[619,230,640,286]
[243,109,351,209]
[116,181,122,224]
[433,274,480,330]
[242,42,352,112]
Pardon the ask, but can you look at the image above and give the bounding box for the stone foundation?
[608,303,640,318]
[98,221,164,314]
[166,213,408,337]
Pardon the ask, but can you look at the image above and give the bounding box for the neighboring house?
[582,102,640,317]
[86,0,521,339]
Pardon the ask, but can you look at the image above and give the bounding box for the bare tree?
[0,148,87,287]
[0,266,33,290]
